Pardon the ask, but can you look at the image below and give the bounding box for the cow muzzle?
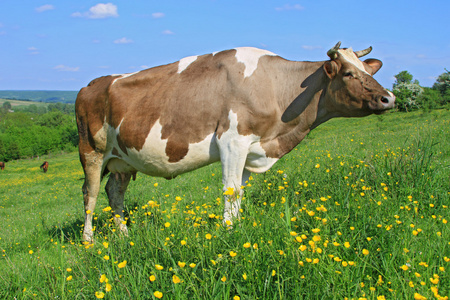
[371,90,395,112]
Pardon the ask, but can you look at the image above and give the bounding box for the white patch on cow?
[338,48,370,75]
[234,47,276,78]
[106,120,220,178]
[111,71,140,85]
[177,55,198,73]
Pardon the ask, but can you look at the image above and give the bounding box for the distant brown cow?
[0,162,4,170]
[40,161,49,173]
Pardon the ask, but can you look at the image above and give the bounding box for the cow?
[0,162,4,170]
[75,42,395,242]
[40,161,49,173]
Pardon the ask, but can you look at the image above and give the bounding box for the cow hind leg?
[81,152,104,243]
[105,172,132,237]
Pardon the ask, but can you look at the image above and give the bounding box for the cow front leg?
[105,172,132,237]
[223,169,251,226]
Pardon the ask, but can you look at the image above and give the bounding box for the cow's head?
[323,42,395,116]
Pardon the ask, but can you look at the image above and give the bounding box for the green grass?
[0,110,449,299]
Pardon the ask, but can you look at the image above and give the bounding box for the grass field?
[0,98,48,109]
[0,110,449,299]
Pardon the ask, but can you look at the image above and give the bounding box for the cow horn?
[354,46,373,58]
[327,41,341,59]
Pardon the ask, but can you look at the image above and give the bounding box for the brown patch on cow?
[0,162,5,170]
[105,52,238,162]
[165,139,189,162]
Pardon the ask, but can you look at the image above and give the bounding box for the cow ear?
[364,59,383,75]
[323,61,339,79]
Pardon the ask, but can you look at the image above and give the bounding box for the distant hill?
[0,90,78,103]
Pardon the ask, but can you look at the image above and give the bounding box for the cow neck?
[271,60,328,157]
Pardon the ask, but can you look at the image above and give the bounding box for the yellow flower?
[103,242,109,249]
[118,260,127,268]
[175,196,182,201]
[272,270,276,276]
[102,206,112,212]
[130,242,135,246]
[312,228,320,233]
[242,273,247,280]
[233,296,240,300]
[362,249,369,255]
[414,293,426,300]
[28,250,33,255]
[400,265,409,271]
[223,187,235,196]
[149,275,156,282]
[105,283,112,292]
[221,276,227,282]
[164,222,171,228]
[178,261,186,268]
[243,242,251,248]
[290,231,297,236]
[103,255,110,261]
[180,240,187,245]
[299,245,307,251]
[66,268,72,272]
[189,263,196,268]
[95,291,105,299]
[205,233,212,240]
[154,291,163,299]
[430,277,439,284]
[153,183,158,187]
[66,276,72,281]
[100,274,107,283]
[155,264,164,270]
[172,275,181,284]
[229,251,237,257]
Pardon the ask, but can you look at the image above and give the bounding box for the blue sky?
[0,1,448,91]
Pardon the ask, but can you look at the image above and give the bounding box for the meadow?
[0,110,449,299]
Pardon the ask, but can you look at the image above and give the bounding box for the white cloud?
[36,4,55,13]
[114,37,133,44]
[72,3,118,19]
[54,65,80,72]
[152,12,165,19]
[162,30,174,35]
[28,46,39,54]
[275,4,304,11]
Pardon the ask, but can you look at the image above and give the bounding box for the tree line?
[0,103,78,162]
[392,69,450,112]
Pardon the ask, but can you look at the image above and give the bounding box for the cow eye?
[344,72,353,78]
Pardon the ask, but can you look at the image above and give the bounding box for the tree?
[393,71,413,89]
[432,69,450,106]
[392,71,423,112]
[2,101,12,112]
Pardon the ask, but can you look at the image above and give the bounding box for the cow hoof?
[82,234,94,244]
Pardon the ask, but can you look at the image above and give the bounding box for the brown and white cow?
[76,42,395,242]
